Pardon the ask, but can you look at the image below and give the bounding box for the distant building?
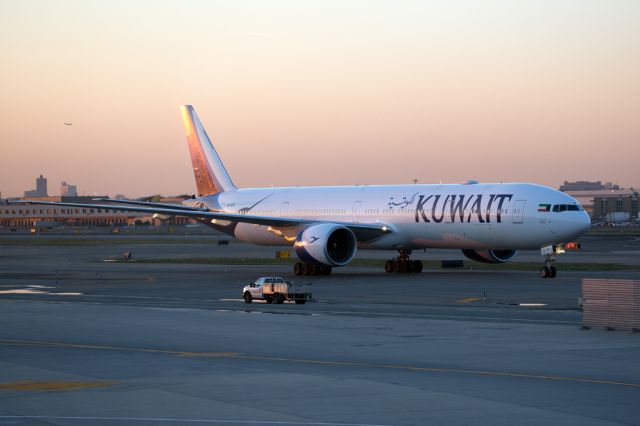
[559,181,620,192]
[559,180,630,217]
[60,181,78,197]
[24,174,48,198]
[593,192,639,222]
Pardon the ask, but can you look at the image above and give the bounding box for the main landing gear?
[293,262,332,276]
[384,250,423,273]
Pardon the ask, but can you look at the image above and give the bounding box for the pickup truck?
[242,277,312,305]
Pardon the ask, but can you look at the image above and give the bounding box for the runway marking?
[1,338,639,389]
[0,338,240,358]
[0,416,394,426]
[178,352,240,358]
[324,310,576,324]
[0,380,120,391]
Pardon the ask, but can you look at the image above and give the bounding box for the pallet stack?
[582,278,640,331]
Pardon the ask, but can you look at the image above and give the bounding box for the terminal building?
[592,193,639,223]
[559,181,638,223]
[0,196,196,229]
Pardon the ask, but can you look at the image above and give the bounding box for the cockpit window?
[552,204,581,212]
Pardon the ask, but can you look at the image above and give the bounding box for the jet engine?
[461,249,518,264]
[152,213,174,221]
[294,223,357,267]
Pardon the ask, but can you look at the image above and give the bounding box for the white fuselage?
[192,182,590,251]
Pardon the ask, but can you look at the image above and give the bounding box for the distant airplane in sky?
[64,122,72,126]
[19,106,591,278]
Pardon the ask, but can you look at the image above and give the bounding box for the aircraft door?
[280,202,290,217]
[352,201,363,223]
[512,200,526,224]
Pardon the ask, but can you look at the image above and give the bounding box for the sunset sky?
[1,0,639,198]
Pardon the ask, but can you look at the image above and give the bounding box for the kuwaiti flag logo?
[538,204,551,212]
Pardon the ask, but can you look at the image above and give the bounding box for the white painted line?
[0,289,47,295]
[0,288,82,296]
[0,415,395,426]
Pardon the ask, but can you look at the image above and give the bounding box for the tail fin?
[180,105,237,196]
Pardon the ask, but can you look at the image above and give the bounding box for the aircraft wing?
[91,198,207,211]
[10,200,391,240]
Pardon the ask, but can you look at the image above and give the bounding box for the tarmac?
[1,233,639,425]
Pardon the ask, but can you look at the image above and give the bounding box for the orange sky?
[1,1,639,197]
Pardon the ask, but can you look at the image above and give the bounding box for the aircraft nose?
[579,212,591,233]
[560,211,591,241]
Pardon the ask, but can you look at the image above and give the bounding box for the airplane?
[64,122,73,126]
[16,105,591,278]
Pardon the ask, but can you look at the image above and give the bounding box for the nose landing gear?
[540,251,557,279]
[384,250,423,273]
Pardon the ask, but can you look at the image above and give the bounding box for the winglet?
[181,105,236,196]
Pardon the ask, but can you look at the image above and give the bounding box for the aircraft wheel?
[301,263,310,275]
[413,260,423,273]
[243,291,252,304]
[384,260,393,273]
[549,266,557,278]
[540,267,551,278]
[293,262,303,276]
[392,260,401,273]
[402,260,412,273]
[308,264,317,275]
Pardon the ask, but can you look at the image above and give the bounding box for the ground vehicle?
[243,277,312,305]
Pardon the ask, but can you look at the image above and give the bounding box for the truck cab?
[244,277,286,303]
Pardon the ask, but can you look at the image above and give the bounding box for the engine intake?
[461,249,518,264]
[295,224,357,267]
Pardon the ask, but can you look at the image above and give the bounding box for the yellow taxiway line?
[1,338,639,389]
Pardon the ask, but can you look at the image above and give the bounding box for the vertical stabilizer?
[180,105,237,196]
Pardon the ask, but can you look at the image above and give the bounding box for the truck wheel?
[276,294,285,304]
[243,292,252,304]
[295,299,306,305]
[384,260,393,273]
[265,296,273,304]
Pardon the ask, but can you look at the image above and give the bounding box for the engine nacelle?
[294,224,357,267]
[461,249,518,264]
[152,213,175,221]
